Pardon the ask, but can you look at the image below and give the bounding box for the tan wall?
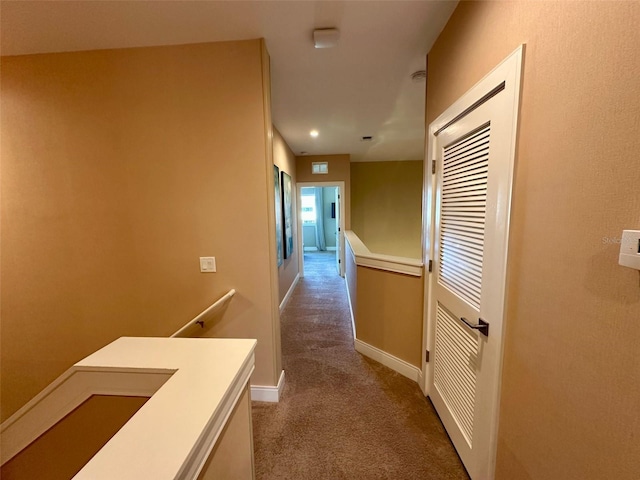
[427,2,640,478]
[1,396,147,479]
[351,161,423,258]
[1,39,281,421]
[273,127,299,304]
[355,266,423,368]
[296,154,351,229]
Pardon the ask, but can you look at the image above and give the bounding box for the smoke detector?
[313,28,340,49]
[411,70,427,82]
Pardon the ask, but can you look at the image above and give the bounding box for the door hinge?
[428,260,433,272]
[425,350,430,363]
[338,227,341,232]
[338,259,341,263]
[432,160,436,174]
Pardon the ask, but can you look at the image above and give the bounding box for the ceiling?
[1,1,458,162]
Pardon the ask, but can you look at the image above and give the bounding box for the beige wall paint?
[259,42,282,378]
[355,266,423,368]
[351,161,423,258]
[428,2,640,478]
[346,233,422,368]
[273,127,299,304]
[296,154,351,229]
[1,40,280,421]
[1,396,147,479]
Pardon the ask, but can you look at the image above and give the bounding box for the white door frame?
[421,45,524,478]
[297,181,346,278]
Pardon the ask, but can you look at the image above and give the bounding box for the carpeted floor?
[252,251,469,479]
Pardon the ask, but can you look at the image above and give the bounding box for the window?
[301,192,316,224]
[311,162,328,174]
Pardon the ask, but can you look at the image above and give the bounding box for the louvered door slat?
[442,200,486,207]
[443,156,489,178]
[442,168,487,187]
[441,229,483,244]
[434,302,479,446]
[442,221,484,236]
[441,239,483,262]
[444,129,490,158]
[441,190,487,201]
[444,158,488,177]
[442,249,483,270]
[438,124,489,310]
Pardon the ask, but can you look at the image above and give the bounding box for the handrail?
[344,231,423,277]
[170,289,236,338]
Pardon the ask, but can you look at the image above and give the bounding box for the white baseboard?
[343,277,356,339]
[251,370,285,403]
[303,247,336,253]
[279,273,300,313]
[354,339,421,382]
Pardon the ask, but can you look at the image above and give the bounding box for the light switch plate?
[619,230,640,270]
[200,257,216,273]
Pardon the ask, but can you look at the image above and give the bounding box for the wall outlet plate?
[619,230,640,270]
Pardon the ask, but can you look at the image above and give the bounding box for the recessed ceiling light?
[310,130,319,138]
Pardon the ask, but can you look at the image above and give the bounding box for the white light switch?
[619,230,640,270]
[200,257,216,273]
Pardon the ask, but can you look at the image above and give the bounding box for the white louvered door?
[425,47,523,479]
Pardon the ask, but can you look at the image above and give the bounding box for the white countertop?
[73,337,256,480]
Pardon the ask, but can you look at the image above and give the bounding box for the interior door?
[426,47,522,479]
[334,187,342,275]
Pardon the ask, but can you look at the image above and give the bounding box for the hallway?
[252,252,469,479]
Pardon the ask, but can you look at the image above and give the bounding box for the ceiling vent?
[361,136,373,142]
[313,29,340,49]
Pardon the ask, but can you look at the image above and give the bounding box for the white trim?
[1,369,174,465]
[418,370,426,395]
[343,277,356,339]
[326,246,337,251]
[250,370,285,403]
[279,273,300,313]
[345,231,423,277]
[2,337,257,479]
[303,246,318,252]
[297,181,346,278]
[354,339,421,382]
[178,354,254,480]
[423,45,525,480]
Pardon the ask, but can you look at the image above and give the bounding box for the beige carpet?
[252,252,469,479]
